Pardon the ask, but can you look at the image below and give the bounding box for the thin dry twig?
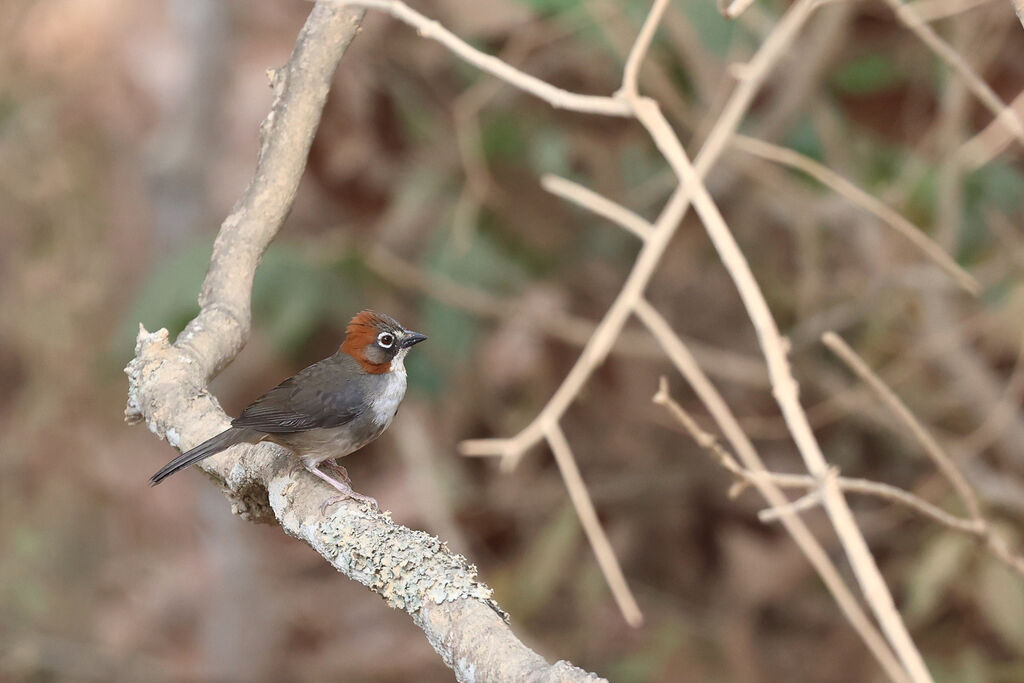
[653,377,980,532]
[617,0,671,100]
[545,423,644,627]
[883,0,1024,149]
[762,473,975,531]
[637,302,910,683]
[822,332,982,522]
[906,0,998,22]
[461,0,824,468]
[758,472,834,522]
[342,0,632,117]
[630,80,934,683]
[957,89,1024,170]
[653,376,1024,579]
[731,135,980,295]
[822,332,1024,580]
[956,334,1024,455]
[587,0,696,128]
[721,0,758,19]
[541,175,652,240]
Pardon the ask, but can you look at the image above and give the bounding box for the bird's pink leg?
[305,462,378,512]
[321,460,353,487]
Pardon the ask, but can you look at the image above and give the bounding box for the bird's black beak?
[401,331,428,348]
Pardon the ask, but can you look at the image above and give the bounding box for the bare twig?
[957,89,1024,170]
[544,424,644,627]
[461,0,825,468]
[640,305,910,683]
[722,0,758,19]
[657,371,1024,579]
[653,377,981,533]
[764,473,978,532]
[631,84,934,683]
[823,328,1024,580]
[125,5,601,681]
[956,334,1024,456]
[758,481,829,522]
[587,0,696,127]
[541,175,652,240]
[340,0,632,117]
[906,0,998,22]
[617,0,670,100]
[883,0,1024,149]
[731,135,979,295]
[822,332,983,522]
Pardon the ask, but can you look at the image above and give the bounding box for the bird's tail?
[150,427,260,485]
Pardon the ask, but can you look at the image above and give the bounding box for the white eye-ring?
[377,332,395,349]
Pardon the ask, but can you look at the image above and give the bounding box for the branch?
[545,424,643,627]
[635,300,911,683]
[904,0,999,23]
[822,332,982,521]
[653,377,975,529]
[883,0,1024,150]
[654,374,1024,579]
[730,135,979,295]
[460,0,825,469]
[541,175,652,240]
[124,4,601,681]
[340,0,632,116]
[629,72,935,683]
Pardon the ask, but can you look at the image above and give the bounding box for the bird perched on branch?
[150,310,427,507]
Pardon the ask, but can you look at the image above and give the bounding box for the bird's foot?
[306,463,378,513]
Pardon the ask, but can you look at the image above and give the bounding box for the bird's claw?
[320,491,379,515]
[288,460,306,479]
[305,461,378,513]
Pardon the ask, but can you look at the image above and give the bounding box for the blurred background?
[2,0,1024,680]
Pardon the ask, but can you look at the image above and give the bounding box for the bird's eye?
[377,332,395,349]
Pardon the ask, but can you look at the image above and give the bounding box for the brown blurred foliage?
[2,0,1024,680]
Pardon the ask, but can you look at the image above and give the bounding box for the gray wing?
[231,357,366,433]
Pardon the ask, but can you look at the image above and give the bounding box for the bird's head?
[340,310,427,374]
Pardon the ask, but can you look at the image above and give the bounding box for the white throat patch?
[389,346,409,374]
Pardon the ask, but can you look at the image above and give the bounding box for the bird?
[149,310,427,507]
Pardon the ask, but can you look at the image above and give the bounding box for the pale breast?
[368,365,408,429]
